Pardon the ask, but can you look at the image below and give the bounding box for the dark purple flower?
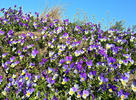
[86,60,93,68]
[50,22,54,28]
[42,58,47,63]
[35,12,39,16]
[23,46,28,52]
[63,19,69,25]
[108,84,118,92]
[66,56,72,64]
[99,48,107,57]
[100,84,107,91]
[59,59,65,66]
[52,96,58,100]
[7,30,14,38]
[47,77,55,88]
[98,75,108,85]
[107,57,116,66]
[76,63,83,72]
[62,77,69,85]
[70,62,75,68]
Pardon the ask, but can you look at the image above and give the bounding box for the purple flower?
[62,77,69,85]
[77,91,82,98]
[106,43,115,50]
[29,62,35,68]
[107,57,116,66]
[88,70,96,79]
[50,22,54,28]
[39,58,47,66]
[2,53,7,58]
[63,32,69,38]
[25,88,35,97]
[108,84,118,92]
[63,19,69,25]
[120,73,129,87]
[23,46,28,52]
[21,33,26,39]
[11,61,20,68]
[21,69,27,76]
[98,75,108,85]
[27,44,34,48]
[82,90,89,99]
[123,60,128,66]
[10,56,15,62]
[66,40,70,45]
[26,80,32,87]
[75,25,81,31]
[117,89,129,100]
[52,96,58,100]
[0,76,3,84]
[7,30,14,38]
[70,62,75,68]
[80,73,87,82]
[88,45,97,51]
[17,50,22,55]
[0,30,5,35]
[66,56,72,64]
[35,12,39,16]
[112,47,119,55]
[47,77,55,88]
[72,86,78,92]
[33,22,38,28]
[42,58,47,63]
[86,60,93,68]
[74,50,81,57]
[99,48,107,57]
[59,59,65,66]
[100,84,107,91]
[76,63,83,72]
[31,48,39,58]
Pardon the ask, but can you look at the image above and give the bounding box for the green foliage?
[0,6,136,100]
[110,20,125,31]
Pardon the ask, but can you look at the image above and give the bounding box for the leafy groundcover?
[0,6,136,100]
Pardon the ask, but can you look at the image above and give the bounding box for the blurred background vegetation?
[1,5,136,32]
[39,5,136,32]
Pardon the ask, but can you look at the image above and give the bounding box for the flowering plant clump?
[0,6,136,100]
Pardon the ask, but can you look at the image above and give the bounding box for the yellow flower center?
[67,61,70,64]
[62,80,66,85]
[88,65,91,68]
[132,86,136,92]
[121,95,125,99]
[26,92,31,97]
[26,77,29,80]
[122,80,126,86]
[81,77,84,81]
[69,90,74,95]
[109,88,112,92]
[99,81,103,85]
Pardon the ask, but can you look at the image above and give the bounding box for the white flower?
[120,79,128,87]
[131,82,136,92]
[69,88,74,95]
